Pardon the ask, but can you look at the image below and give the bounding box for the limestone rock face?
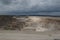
[0,16,60,32]
[22,17,60,32]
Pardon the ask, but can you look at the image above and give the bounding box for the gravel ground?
[0,30,60,40]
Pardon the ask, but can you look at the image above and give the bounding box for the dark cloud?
[0,0,60,16]
[0,12,60,17]
[0,0,11,5]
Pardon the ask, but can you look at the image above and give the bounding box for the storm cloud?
[0,0,60,16]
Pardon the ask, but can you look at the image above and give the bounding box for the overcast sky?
[0,0,60,16]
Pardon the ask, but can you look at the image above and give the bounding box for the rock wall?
[0,16,60,32]
[22,16,60,32]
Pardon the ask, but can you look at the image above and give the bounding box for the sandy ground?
[0,30,60,40]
